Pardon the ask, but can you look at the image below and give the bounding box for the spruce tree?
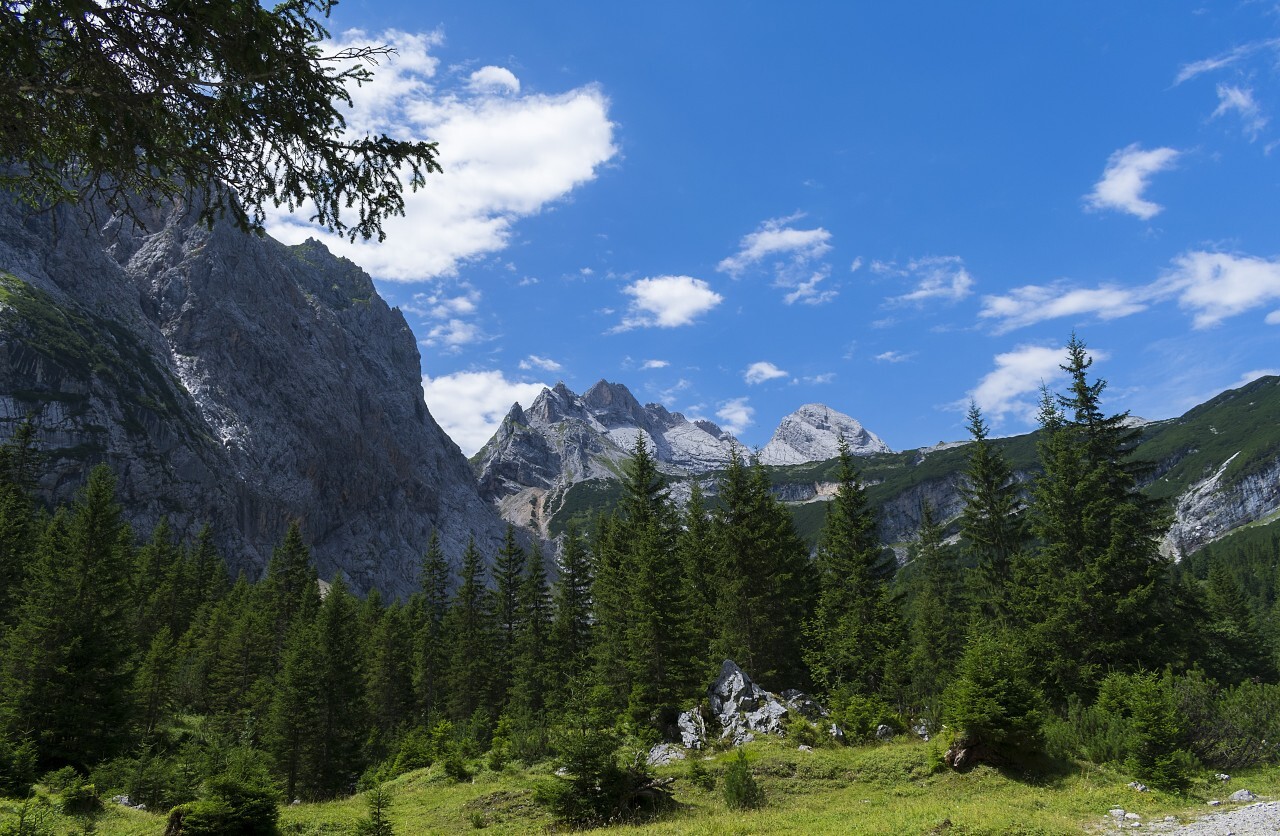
[549,524,594,703]
[269,611,323,802]
[364,601,415,757]
[678,482,717,667]
[413,530,451,725]
[958,401,1025,620]
[0,420,40,633]
[263,521,320,661]
[713,447,815,689]
[310,577,367,798]
[1023,336,1175,698]
[803,438,894,695]
[0,466,136,767]
[904,501,965,704]
[446,538,496,723]
[492,524,527,707]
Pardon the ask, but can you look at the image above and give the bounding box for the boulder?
[1230,789,1256,802]
[646,743,686,767]
[676,660,844,749]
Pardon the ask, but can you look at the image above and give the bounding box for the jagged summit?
[758,403,891,466]
[472,379,740,530]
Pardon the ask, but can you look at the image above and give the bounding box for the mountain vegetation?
[2,338,1280,834]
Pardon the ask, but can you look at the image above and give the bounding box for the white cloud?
[979,281,1149,333]
[783,271,838,305]
[849,257,864,273]
[1175,39,1280,85]
[744,361,789,385]
[615,275,723,330]
[717,217,833,277]
[715,397,754,435]
[421,370,547,455]
[1212,84,1267,139]
[265,29,617,281]
[1084,144,1181,220]
[797,373,835,385]
[423,318,482,350]
[1159,251,1280,328]
[875,350,913,363]
[969,344,1069,424]
[1267,310,1280,325]
[641,359,670,370]
[518,355,562,372]
[468,65,520,94]
[884,256,974,305]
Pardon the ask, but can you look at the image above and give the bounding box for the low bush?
[722,750,764,810]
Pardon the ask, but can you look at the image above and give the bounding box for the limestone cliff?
[0,194,505,596]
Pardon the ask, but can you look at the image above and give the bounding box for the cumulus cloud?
[783,272,838,305]
[979,282,1150,334]
[266,29,617,281]
[1159,251,1280,328]
[715,397,754,435]
[468,65,520,94]
[874,350,913,363]
[519,355,562,372]
[641,359,670,370]
[1212,85,1267,139]
[718,217,833,277]
[614,275,723,330]
[968,344,1070,425]
[1084,144,1180,220]
[423,318,483,351]
[744,361,789,385]
[421,370,548,455]
[881,256,975,306]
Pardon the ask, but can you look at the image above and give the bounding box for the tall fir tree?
[678,481,717,670]
[958,401,1025,620]
[904,501,965,705]
[803,438,896,696]
[549,524,594,703]
[446,537,496,723]
[0,466,136,768]
[310,577,367,798]
[268,608,323,802]
[492,524,527,708]
[0,421,40,634]
[713,447,816,689]
[1022,335,1176,698]
[263,521,320,661]
[413,529,452,725]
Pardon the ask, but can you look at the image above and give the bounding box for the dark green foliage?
[267,613,323,802]
[959,402,1025,620]
[0,466,136,769]
[446,538,496,724]
[412,530,451,726]
[355,783,395,836]
[904,501,966,704]
[943,630,1044,759]
[363,602,415,755]
[492,524,527,707]
[2,0,441,241]
[309,578,367,798]
[1170,671,1280,770]
[0,733,36,797]
[262,521,320,662]
[722,750,764,810]
[0,420,40,633]
[164,775,279,836]
[804,439,894,695]
[535,718,655,826]
[549,524,594,699]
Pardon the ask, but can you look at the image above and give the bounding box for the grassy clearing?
[12,738,1277,835]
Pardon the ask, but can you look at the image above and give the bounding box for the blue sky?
[266,2,1280,455]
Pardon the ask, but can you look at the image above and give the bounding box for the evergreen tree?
[1200,562,1276,684]
[904,501,965,704]
[446,538,496,723]
[0,420,40,633]
[714,447,815,689]
[958,401,1025,620]
[588,513,630,716]
[804,438,895,695]
[413,530,451,725]
[207,577,276,730]
[1022,336,1176,698]
[310,577,367,798]
[364,601,415,756]
[268,612,323,802]
[678,482,717,666]
[134,626,176,738]
[492,524,527,707]
[511,543,553,717]
[550,524,594,702]
[263,521,320,661]
[0,466,137,768]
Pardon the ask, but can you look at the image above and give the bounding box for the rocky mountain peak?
[758,403,890,466]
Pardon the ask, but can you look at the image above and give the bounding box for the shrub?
[829,691,899,743]
[687,756,715,791]
[0,735,36,797]
[0,796,56,836]
[165,776,278,836]
[943,629,1044,760]
[354,783,394,836]
[534,723,661,826]
[722,750,764,810]
[1096,671,1197,792]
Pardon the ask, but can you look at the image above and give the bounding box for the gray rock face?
[0,193,505,596]
[758,403,890,465]
[472,379,740,530]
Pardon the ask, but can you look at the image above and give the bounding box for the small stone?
[1208,800,1221,806]
[1229,788,1255,802]
[829,723,846,744]
[797,744,813,752]
[875,723,895,741]
[1124,812,1141,819]
[1109,808,1127,819]
[647,743,686,767]
[1216,773,1231,783]
[1128,781,1149,792]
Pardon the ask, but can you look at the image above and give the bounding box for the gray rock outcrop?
[677,660,841,748]
[0,193,506,596]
